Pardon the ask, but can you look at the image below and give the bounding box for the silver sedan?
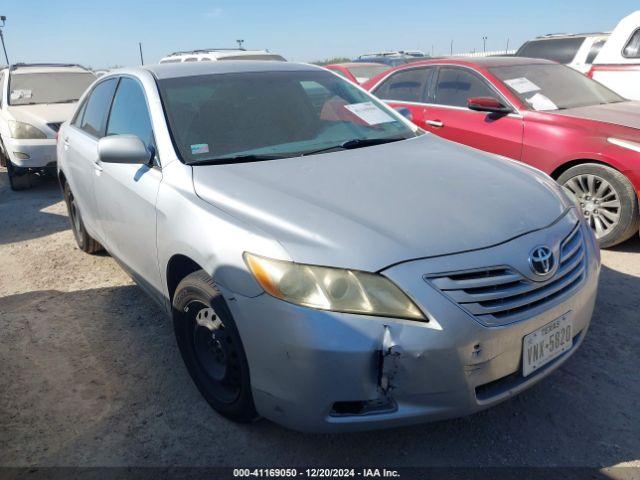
[57,61,600,432]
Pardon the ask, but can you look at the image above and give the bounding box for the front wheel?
[172,270,258,423]
[6,159,34,191]
[62,182,103,254]
[559,163,640,248]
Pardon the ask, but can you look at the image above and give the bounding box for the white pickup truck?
[588,11,640,100]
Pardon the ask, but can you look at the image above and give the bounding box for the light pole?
[482,36,487,53]
[236,39,245,50]
[0,16,9,65]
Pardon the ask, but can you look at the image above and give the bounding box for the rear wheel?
[559,163,639,248]
[172,270,258,423]
[62,182,103,253]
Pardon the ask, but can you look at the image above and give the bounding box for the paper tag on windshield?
[343,102,395,125]
[504,77,540,94]
[10,89,33,101]
[525,93,558,111]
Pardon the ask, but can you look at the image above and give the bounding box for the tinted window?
[434,67,495,107]
[586,39,607,64]
[80,79,117,137]
[106,78,155,148]
[516,37,584,64]
[623,29,640,58]
[158,70,416,164]
[184,57,198,62]
[491,63,623,110]
[374,67,435,102]
[72,98,88,127]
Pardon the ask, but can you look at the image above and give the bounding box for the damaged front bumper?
[223,217,600,433]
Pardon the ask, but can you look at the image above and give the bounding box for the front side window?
[106,78,155,148]
[79,78,117,137]
[623,29,640,58]
[516,37,585,64]
[8,71,96,106]
[434,67,495,107]
[586,38,607,64]
[158,70,417,164]
[374,67,435,102]
[491,63,624,111]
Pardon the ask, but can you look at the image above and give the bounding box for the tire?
[172,270,258,423]
[62,182,103,254]
[559,163,640,248]
[6,159,34,191]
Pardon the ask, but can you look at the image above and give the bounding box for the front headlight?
[244,253,425,321]
[8,120,47,139]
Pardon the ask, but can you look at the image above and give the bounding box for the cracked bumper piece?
[225,219,599,432]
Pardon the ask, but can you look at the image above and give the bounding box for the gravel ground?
[1,169,639,469]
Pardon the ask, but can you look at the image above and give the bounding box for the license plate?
[522,313,573,377]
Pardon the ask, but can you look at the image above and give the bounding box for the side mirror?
[393,106,413,121]
[98,135,153,164]
[467,97,513,115]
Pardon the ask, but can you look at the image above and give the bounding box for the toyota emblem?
[529,246,555,276]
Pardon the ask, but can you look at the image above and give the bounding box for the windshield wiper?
[188,153,293,166]
[302,136,407,156]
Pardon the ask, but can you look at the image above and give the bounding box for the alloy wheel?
[563,174,621,239]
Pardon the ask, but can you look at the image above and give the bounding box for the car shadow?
[0,260,638,469]
[0,168,68,245]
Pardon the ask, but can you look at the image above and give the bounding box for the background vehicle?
[515,32,610,73]
[57,61,598,432]
[0,63,96,190]
[588,10,640,100]
[159,48,286,63]
[364,57,640,247]
[324,62,389,84]
[353,52,423,67]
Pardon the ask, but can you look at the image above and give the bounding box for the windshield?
[346,64,389,81]
[9,72,96,106]
[158,70,417,164]
[490,63,624,111]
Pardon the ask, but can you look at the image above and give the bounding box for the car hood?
[8,103,77,125]
[553,101,640,130]
[193,135,568,272]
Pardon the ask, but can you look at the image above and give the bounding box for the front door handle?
[426,120,444,128]
[63,137,70,150]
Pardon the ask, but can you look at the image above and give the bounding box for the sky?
[1,0,638,68]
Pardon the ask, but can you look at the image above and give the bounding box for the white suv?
[515,33,610,73]
[0,63,96,190]
[159,48,286,63]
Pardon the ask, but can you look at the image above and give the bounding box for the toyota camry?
[57,61,600,432]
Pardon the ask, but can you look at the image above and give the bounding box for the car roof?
[145,60,321,79]
[530,32,609,40]
[394,56,556,69]
[9,63,91,74]
[329,62,387,68]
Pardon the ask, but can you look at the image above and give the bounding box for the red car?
[363,57,640,247]
[324,62,389,85]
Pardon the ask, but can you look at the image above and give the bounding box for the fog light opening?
[330,398,397,417]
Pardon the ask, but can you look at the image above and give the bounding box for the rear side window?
[106,78,155,149]
[434,67,495,108]
[79,78,117,137]
[516,37,585,64]
[623,29,640,58]
[374,67,435,102]
[586,39,607,64]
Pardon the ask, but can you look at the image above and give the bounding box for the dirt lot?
[1,168,639,469]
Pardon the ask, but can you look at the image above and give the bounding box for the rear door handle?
[93,159,103,172]
[63,137,70,149]
[426,120,444,128]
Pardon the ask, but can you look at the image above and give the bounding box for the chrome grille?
[426,223,586,326]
